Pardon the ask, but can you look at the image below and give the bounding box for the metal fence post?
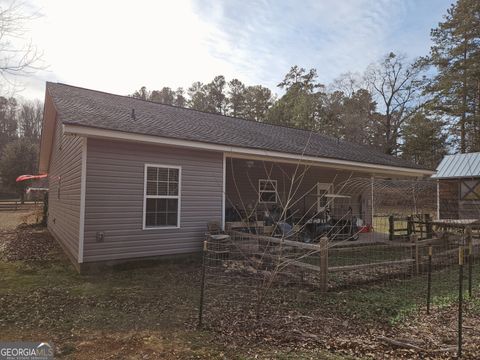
[427,245,432,314]
[198,240,208,328]
[319,237,328,293]
[466,227,473,298]
[458,245,464,358]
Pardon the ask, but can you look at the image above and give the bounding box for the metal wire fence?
[198,175,480,357]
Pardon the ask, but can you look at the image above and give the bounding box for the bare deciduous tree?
[0,1,43,82]
[365,53,424,155]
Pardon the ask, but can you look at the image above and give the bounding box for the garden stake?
[198,240,207,328]
[458,246,464,358]
[426,245,432,315]
[468,239,473,299]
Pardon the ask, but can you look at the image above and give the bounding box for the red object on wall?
[15,174,48,182]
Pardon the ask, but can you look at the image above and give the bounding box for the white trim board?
[63,124,434,178]
[222,153,226,231]
[142,163,182,230]
[78,137,87,263]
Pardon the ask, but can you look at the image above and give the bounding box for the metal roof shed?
[432,153,480,220]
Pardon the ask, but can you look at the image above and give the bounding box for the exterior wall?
[458,178,480,219]
[439,180,459,219]
[225,158,371,224]
[459,199,480,219]
[83,139,223,262]
[47,116,84,263]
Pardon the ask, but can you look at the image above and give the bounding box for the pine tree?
[401,112,448,169]
[267,66,323,130]
[426,0,480,152]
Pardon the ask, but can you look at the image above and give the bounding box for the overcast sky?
[17,0,453,101]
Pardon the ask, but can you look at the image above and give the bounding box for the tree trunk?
[460,38,468,153]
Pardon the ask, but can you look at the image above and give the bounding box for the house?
[432,152,480,220]
[38,83,434,272]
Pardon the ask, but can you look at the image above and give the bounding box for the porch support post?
[371,176,375,240]
[222,153,226,231]
[436,179,440,220]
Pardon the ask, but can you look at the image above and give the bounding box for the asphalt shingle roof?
[47,82,427,170]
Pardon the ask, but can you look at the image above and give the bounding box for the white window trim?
[142,163,182,230]
[258,179,278,204]
[317,182,333,213]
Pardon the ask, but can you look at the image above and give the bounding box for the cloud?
[13,0,453,100]
[191,0,449,91]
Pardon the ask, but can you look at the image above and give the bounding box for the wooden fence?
[225,229,465,292]
[387,214,434,241]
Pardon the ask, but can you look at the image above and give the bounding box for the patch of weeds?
[389,304,419,326]
[57,342,76,357]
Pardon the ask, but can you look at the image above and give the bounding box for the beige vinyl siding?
[83,139,223,262]
[47,116,83,262]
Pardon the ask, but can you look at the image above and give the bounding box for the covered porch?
[222,156,436,245]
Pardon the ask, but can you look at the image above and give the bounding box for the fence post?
[407,215,413,237]
[410,234,419,275]
[198,240,208,328]
[466,226,473,298]
[319,237,328,293]
[425,213,433,239]
[458,245,464,358]
[426,245,432,314]
[389,215,394,241]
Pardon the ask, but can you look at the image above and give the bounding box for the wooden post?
[407,215,413,237]
[411,234,419,275]
[319,237,328,293]
[425,213,433,239]
[389,215,394,241]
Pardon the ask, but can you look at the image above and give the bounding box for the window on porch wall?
[316,183,333,213]
[258,179,278,204]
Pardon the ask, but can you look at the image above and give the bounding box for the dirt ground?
[0,210,479,359]
[0,208,40,230]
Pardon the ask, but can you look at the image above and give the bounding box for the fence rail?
[223,229,464,292]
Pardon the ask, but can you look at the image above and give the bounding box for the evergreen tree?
[150,87,176,105]
[205,75,227,114]
[401,112,448,169]
[187,81,210,112]
[174,88,186,107]
[267,66,324,130]
[243,85,273,121]
[228,79,246,117]
[425,0,480,152]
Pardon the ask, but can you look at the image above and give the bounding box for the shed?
[432,152,480,219]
